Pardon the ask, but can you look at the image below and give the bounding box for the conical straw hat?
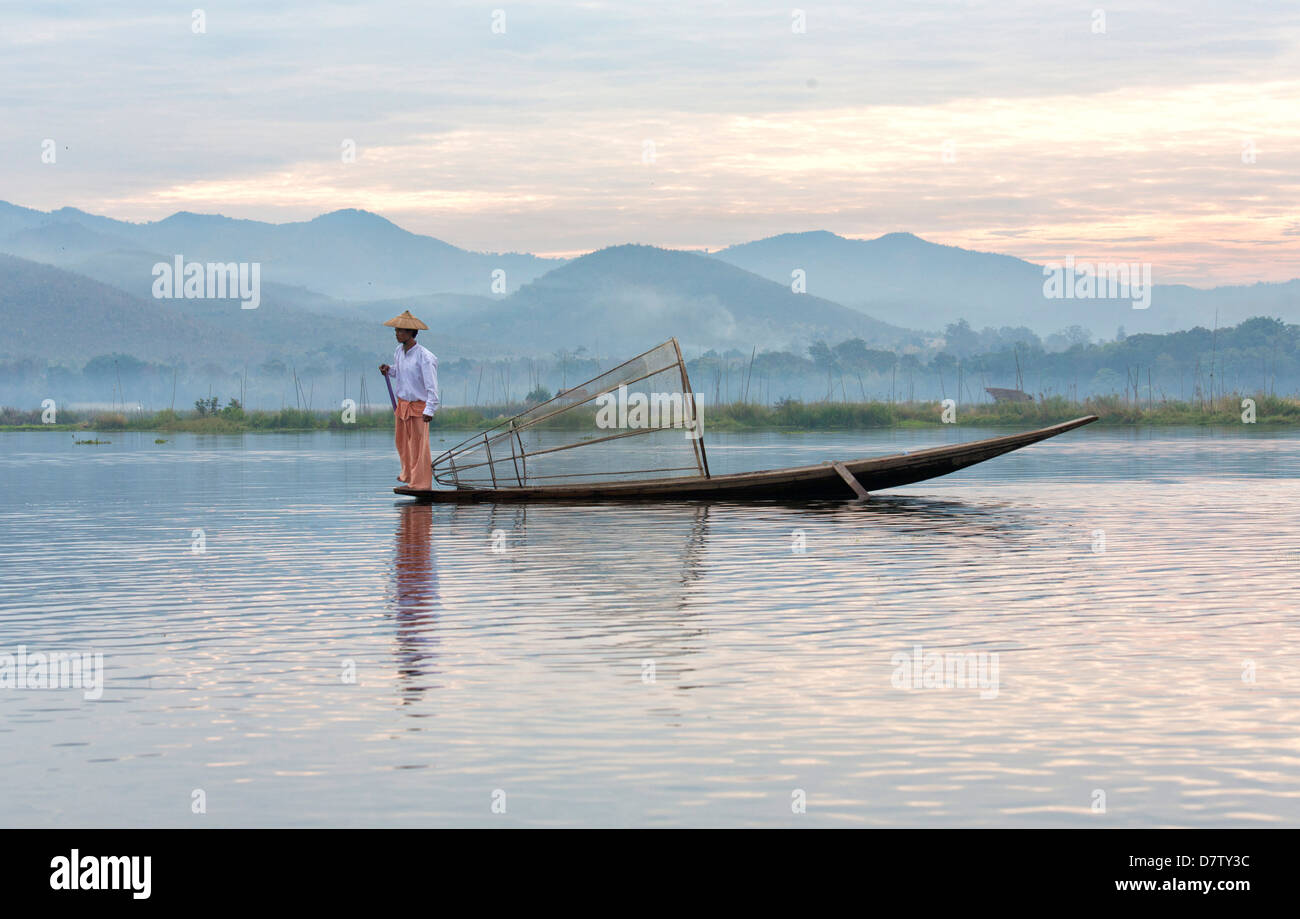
[383,310,428,330]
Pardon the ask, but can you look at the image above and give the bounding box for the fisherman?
[379,310,440,490]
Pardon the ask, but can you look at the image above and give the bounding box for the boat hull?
[394,415,1097,502]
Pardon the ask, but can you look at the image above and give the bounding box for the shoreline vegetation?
[3,393,1299,434]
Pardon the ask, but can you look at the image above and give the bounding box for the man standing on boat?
[379,310,440,490]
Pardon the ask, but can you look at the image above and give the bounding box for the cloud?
[2,0,1299,283]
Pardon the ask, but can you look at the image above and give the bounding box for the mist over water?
[1,426,1297,827]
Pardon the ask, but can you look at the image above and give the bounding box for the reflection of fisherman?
[379,310,440,490]
[392,502,440,703]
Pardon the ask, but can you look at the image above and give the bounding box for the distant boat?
[395,339,1096,502]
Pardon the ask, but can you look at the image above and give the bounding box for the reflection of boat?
[394,339,1097,503]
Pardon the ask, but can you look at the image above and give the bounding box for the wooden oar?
[382,368,397,410]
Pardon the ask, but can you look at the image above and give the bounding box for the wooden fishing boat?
[392,339,1097,503]
[396,414,1097,502]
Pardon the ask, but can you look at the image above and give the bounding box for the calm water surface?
[1,426,1297,827]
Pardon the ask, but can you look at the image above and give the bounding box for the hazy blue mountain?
[715,230,1039,307]
[348,291,515,357]
[6,200,1297,371]
[0,252,418,375]
[0,220,141,263]
[61,245,357,318]
[0,253,261,368]
[1151,279,1300,330]
[712,230,1300,335]
[0,249,525,382]
[0,202,565,301]
[0,201,50,237]
[426,243,916,358]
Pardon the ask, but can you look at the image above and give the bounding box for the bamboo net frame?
[432,339,708,488]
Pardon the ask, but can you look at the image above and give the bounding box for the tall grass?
[706,393,1300,428]
[3,393,1298,433]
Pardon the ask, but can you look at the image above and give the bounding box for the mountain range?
[0,202,561,305]
[713,230,1300,335]
[1,200,1296,373]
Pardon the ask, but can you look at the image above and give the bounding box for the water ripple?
[2,427,1299,826]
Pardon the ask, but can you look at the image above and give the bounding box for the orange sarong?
[395,398,432,490]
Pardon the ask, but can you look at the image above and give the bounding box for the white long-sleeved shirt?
[390,342,440,417]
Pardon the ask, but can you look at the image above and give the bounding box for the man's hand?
[379,363,390,375]
[423,415,431,424]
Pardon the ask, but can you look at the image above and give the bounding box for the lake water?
[1,425,1297,827]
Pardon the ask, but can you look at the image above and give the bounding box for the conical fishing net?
[432,339,708,489]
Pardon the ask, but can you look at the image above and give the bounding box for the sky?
[3,0,1299,285]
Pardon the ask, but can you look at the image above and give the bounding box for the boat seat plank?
[831,461,870,499]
